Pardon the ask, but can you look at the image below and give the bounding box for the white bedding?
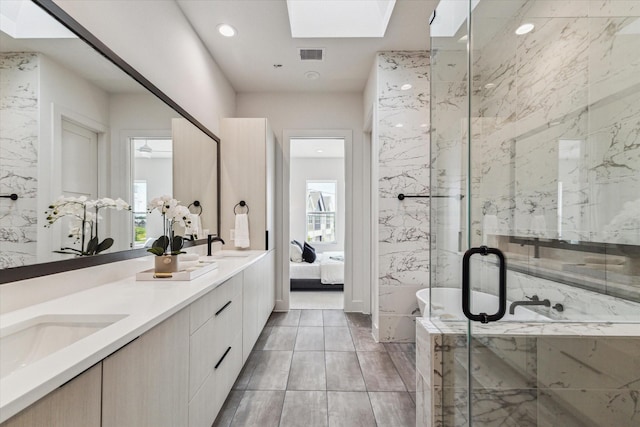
[289,252,344,284]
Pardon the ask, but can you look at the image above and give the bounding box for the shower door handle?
[462,246,506,323]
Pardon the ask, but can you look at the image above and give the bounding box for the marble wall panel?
[0,53,39,268]
[377,51,430,341]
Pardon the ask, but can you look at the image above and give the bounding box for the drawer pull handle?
[215,300,232,316]
[215,347,232,369]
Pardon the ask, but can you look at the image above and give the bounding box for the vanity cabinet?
[1,363,102,427]
[102,309,190,427]
[220,118,276,250]
[242,250,276,362]
[188,273,243,427]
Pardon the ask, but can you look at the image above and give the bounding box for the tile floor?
[214,309,416,427]
[289,291,344,310]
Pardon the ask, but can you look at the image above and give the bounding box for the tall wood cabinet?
[220,118,275,250]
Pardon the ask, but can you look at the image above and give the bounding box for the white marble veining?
[416,317,640,427]
[0,53,39,269]
[0,250,268,423]
[376,52,430,342]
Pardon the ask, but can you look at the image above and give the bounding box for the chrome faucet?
[207,234,225,256]
[509,295,550,314]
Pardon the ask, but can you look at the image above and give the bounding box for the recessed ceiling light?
[458,35,468,43]
[420,124,428,128]
[515,23,535,35]
[217,24,236,37]
[395,123,404,128]
[484,83,496,89]
[316,149,324,153]
[400,84,412,91]
[305,71,320,80]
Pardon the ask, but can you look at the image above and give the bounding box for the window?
[132,180,148,248]
[306,181,337,243]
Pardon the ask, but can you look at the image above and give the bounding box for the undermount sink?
[0,314,127,379]
[207,251,251,258]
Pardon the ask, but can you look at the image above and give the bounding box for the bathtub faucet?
[509,295,550,314]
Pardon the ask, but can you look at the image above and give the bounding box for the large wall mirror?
[0,0,219,283]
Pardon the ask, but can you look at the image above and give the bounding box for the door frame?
[277,129,353,311]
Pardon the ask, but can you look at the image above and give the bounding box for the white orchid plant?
[147,195,192,256]
[45,196,130,256]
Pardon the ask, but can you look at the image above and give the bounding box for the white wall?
[290,157,345,253]
[236,92,369,313]
[53,0,236,136]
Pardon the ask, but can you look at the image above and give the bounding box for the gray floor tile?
[345,313,371,329]
[295,326,325,351]
[229,390,285,427]
[369,391,416,427]
[384,342,416,353]
[325,352,366,391]
[232,350,260,390]
[267,310,301,326]
[246,351,293,390]
[351,326,386,352]
[324,327,355,351]
[300,309,324,326]
[288,351,327,390]
[327,391,376,427]
[357,351,407,391]
[280,391,328,427]
[389,350,417,392]
[263,326,297,351]
[253,325,273,350]
[213,390,243,427]
[323,309,348,326]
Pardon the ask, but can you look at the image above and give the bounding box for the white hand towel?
[234,213,250,248]
[184,213,202,239]
[482,214,498,245]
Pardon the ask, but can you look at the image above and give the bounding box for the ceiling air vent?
[298,48,325,61]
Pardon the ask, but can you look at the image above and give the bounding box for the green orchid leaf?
[86,236,99,255]
[170,250,186,255]
[147,247,165,256]
[153,235,170,252]
[172,235,184,251]
[96,238,114,254]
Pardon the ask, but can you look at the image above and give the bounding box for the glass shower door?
[430,1,640,426]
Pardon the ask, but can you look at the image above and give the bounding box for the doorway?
[288,136,346,310]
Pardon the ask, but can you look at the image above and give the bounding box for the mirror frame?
[1,0,221,284]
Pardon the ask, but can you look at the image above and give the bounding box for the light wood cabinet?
[1,363,102,427]
[188,274,243,427]
[220,118,276,250]
[242,250,276,362]
[102,309,190,427]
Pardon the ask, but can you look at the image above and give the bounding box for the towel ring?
[234,200,249,214]
[188,200,203,216]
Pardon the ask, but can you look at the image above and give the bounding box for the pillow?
[292,240,303,251]
[302,242,316,263]
[290,242,303,262]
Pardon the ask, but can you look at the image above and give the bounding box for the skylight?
[286,0,396,38]
[0,0,76,39]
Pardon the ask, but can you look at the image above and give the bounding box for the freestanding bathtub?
[416,287,550,321]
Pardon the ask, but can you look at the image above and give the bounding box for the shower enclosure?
[419,1,640,426]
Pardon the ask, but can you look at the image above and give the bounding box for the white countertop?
[0,250,268,423]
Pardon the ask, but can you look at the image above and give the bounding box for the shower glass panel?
[429,1,640,426]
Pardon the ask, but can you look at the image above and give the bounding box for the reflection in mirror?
[0,0,218,273]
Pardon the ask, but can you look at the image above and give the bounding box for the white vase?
[154,255,179,273]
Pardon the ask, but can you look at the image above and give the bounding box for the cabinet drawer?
[212,290,242,355]
[190,273,242,333]
[189,334,243,427]
[189,315,215,399]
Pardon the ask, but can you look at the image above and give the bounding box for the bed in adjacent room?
[290,251,344,291]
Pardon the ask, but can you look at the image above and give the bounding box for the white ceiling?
[177,0,437,93]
